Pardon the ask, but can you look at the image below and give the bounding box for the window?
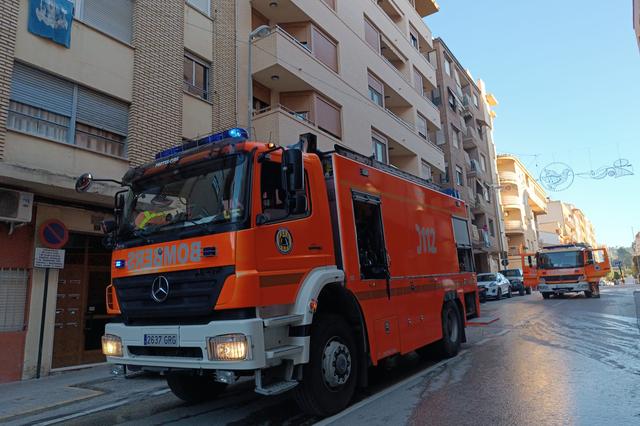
[372,133,387,163]
[261,161,290,222]
[353,194,388,279]
[485,184,492,202]
[452,218,473,272]
[451,125,460,148]
[364,18,381,53]
[417,113,427,139]
[441,161,450,183]
[489,219,496,238]
[444,57,452,76]
[186,0,210,15]
[455,165,464,186]
[315,96,342,139]
[311,26,338,73]
[368,73,384,107]
[421,160,432,181]
[480,154,487,172]
[184,54,210,100]
[8,63,128,157]
[0,269,28,332]
[477,124,483,140]
[409,25,419,49]
[447,88,457,111]
[473,93,479,108]
[73,0,133,43]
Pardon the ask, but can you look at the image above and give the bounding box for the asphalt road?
[20,285,640,426]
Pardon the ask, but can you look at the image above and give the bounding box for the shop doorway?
[52,233,111,368]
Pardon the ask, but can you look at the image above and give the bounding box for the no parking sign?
[38,219,69,249]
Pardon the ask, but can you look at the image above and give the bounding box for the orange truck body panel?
[105,141,478,367]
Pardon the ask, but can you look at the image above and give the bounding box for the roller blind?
[315,96,341,138]
[83,0,133,43]
[76,87,129,135]
[311,26,338,72]
[10,63,74,116]
[0,269,28,332]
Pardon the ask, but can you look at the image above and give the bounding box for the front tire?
[496,288,502,300]
[294,314,358,417]
[166,372,227,403]
[437,302,462,358]
[542,292,551,299]
[507,288,512,298]
[584,290,593,298]
[519,288,525,296]
[525,287,532,295]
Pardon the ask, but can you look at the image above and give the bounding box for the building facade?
[430,38,502,272]
[496,154,548,267]
[242,0,445,177]
[0,0,237,382]
[537,200,598,248]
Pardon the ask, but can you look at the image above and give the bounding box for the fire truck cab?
[76,128,479,417]
[522,244,610,299]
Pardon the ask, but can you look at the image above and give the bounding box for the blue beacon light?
[114,259,126,269]
[155,127,248,160]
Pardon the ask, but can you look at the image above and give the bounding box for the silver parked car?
[477,272,512,300]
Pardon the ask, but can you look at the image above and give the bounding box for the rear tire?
[166,372,227,403]
[519,288,525,296]
[507,288,512,298]
[294,314,358,417]
[437,302,462,358]
[584,290,593,298]
[542,292,551,299]
[526,287,532,295]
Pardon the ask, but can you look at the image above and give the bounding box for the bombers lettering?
[127,242,201,271]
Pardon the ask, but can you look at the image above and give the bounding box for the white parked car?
[477,272,512,300]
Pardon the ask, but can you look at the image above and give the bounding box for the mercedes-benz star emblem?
[151,276,170,303]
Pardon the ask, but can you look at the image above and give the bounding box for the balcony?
[504,220,525,233]
[413,0,439,17]
[253,105,341,151]
[463,127,480,150]
[467,159,483,178]
[499,170,518,184]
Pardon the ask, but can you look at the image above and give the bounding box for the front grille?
[128,346,203,358]
[113,266,234,325]
[545,275,581,283]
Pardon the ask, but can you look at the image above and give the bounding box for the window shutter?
[311,26,338,72]
[315,96,341,138]
[83,0,133,43]
[76,87,129,135]
[10,63,74,116]
[364,18,380,52]
[0,269,28,332]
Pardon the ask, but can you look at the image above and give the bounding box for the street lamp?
[247,25,271,139]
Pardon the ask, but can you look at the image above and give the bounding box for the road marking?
[314,350,468,426]
[474,338,492,346]
[150,388,171,396]
[34,399,130,426]
[494,329,510,337]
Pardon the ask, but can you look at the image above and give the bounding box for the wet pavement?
[5,285,640,425]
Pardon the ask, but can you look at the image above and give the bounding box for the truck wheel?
[437,302,462,358]
[542,292,551,299]
[526,287,532,295]
[166,372,227,403]
[519,289,525,296]
[294,314,358,417]
[584,290,593,298]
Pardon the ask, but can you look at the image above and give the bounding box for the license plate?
[144,334,178,346]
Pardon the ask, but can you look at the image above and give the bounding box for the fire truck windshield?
[119,153,248,243]
[538,250,584,269]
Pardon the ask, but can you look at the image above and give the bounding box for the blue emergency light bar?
[155,127,248,160]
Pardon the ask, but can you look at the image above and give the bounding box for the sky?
[426,0,640,247]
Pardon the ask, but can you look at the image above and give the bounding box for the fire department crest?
[275,228,293,254]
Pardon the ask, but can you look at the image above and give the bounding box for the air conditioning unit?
[0,188,34,223]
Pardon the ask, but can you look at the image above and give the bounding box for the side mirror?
[282,148,304,193]
[100,220,116,235]
[75,173,93,193]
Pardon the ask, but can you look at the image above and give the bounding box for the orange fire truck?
[522,244,610,299]
[76,128,479,417]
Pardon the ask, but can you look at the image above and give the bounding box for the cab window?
[260,160,310,223]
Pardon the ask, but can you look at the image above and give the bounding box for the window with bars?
[0,269,28,332]
[184,54,210,100]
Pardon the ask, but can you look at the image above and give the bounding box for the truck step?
[255,380,299,396]
[265,345,303,360]
[262,314,304,328]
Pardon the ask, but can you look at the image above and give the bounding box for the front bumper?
[538,282,589,293]
[104,319,267,370]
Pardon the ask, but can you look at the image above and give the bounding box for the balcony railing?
[499,170,518,183]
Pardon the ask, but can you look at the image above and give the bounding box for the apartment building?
[497,154,548,267]
[537,200,598,248]
[0,0,237,382]
[430,38,502,272]
[242,0,445,177]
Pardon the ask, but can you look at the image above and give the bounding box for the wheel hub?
[322,340,351,388]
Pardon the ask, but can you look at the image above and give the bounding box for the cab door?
[585,248,611,279]
[521,253,538,289]
[252,156,333,307]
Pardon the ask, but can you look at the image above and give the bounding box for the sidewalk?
[0,364,167,425]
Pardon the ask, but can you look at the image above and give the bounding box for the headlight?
[208,334,250,361]
[102,334,123,357]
